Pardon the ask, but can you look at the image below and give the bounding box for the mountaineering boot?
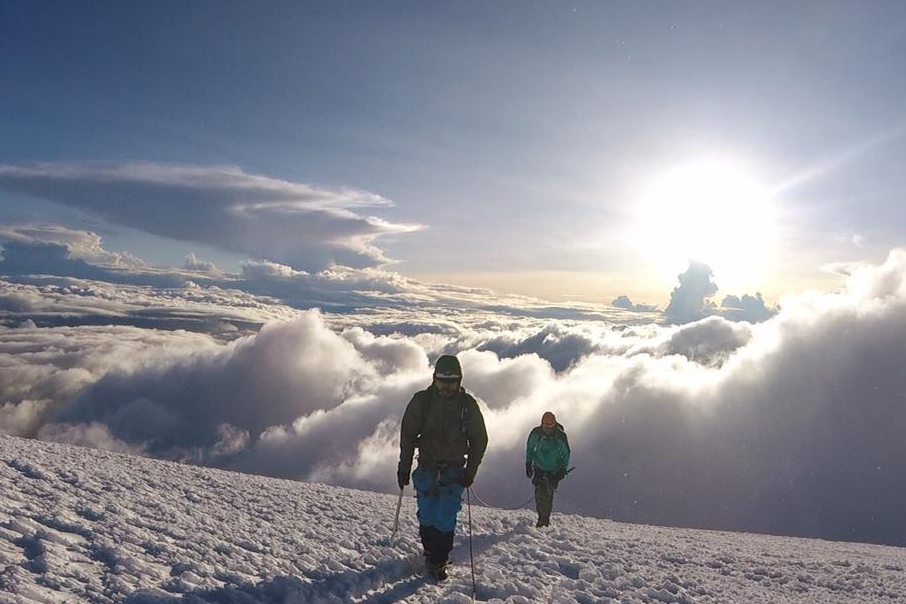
[535,514,550,528]
[426,558,449,581]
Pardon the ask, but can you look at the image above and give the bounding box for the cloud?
[0,163,422,270]
[36,421,138,455]
[184,253,220,274]
[0,273,290,335]
[0,289,50,313]
[2,224,640,331]
[0,224,147,269]
[0,322,218,437]
[664,261,718,324]
[665,261,776,324]
[14,250,906,545]
[661,315,752,366]
[0,240,114,282]
[612,295,658,313]
[53,311,376,460]
[5,218,906,545]
[822,260,869,278]
[612,295,633,309]
[719,292,775,323]
[476,324,602,372]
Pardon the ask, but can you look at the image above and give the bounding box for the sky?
[2,1,906,303]
[3,435,906,603]
[2,1,906,549]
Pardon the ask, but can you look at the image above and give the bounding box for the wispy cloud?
[0,225,642,327]
[0,163,422,270]
[0,224,147,268]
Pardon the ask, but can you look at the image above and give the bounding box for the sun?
[632,159,777,292]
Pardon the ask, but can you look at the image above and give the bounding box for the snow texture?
[1,435,904,603]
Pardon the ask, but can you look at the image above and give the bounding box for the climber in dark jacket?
[397,354,488,580]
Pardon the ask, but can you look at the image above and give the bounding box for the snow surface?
[1,435,904,604]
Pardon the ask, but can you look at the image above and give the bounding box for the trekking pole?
[467,487,476,603]
[389,487,404,544]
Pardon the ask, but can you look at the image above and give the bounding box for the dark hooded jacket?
[399,385,488,478]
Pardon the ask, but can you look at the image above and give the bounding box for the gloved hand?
[526,462,534,479]
[554,468,566,481]
[461,469,475,488]
[397,466,410,490]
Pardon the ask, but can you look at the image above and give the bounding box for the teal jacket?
[525,424,570,472]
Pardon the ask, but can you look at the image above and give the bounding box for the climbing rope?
[469,488,535,511]
[470,467,576,511]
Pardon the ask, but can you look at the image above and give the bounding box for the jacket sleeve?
[464,398,488,477]
[398,394,423,473]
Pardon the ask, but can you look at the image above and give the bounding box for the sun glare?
[633,160,777,292]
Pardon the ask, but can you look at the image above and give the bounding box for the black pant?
[419,524,454,565]
[532,469,561,520]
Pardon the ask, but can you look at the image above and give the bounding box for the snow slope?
[1,435,904,604]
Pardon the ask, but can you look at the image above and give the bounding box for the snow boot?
[426,558,449,581]
[535,514,550,528]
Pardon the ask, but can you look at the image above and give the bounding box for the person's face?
[434,377,460,398]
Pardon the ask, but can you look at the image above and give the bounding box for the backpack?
[530,423,570,454]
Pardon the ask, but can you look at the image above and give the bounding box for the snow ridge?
[1,435,904,603]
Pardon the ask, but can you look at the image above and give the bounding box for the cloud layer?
[0,225,644,332]
[0,163,421,270]
[3,249,906,546]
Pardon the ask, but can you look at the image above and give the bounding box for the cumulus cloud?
[661,315,752,366]
[0,323,218,438]
[612,295,633,309]
[719,292,775,322]
[0,163,422,270]
[612,295,658,313]
[665,261,776,324]
[184,253,220,274]
[476,324,602,372]
[54,311,377,460]
[664,261,718,324]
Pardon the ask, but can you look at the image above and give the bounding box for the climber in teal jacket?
[525,411,570,527]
